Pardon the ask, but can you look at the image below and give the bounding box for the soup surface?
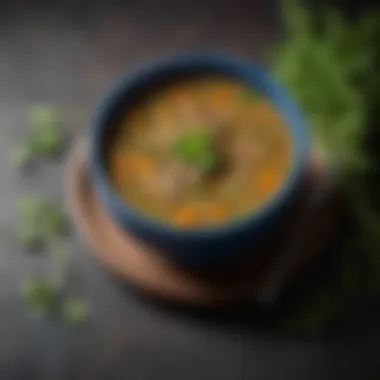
[107,75,293,228]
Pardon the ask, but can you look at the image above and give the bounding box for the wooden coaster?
[64,139,340,307]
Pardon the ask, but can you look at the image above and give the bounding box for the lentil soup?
[107,75,293,228]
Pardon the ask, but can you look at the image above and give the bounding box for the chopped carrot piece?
[204,202,230,222]
[173,203,200,228]
[256,168,281,194]
[113,153,154,179]
[134,155,154,177]
[211,88,236,108]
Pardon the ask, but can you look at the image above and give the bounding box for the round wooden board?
[64,139,340,307]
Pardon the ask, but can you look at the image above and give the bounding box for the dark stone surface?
[0,1,379,379]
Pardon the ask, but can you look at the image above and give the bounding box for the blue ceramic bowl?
[89,52,310,267]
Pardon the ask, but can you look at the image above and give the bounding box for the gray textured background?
[0,1,379,379]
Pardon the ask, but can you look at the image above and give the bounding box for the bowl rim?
[89,51,311,238]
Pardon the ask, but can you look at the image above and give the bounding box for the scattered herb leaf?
[16,197,45,249]
[11,142,35,170]
[16,196,42,220]
[40,202,68,238]
[62,297,89,325]
[48,238,71,289]
[30,105,64,156]
[17,224,44,250]
[16,197,68,249]
[22,277,57,317]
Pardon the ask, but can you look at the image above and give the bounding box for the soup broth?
[107,75,293,228]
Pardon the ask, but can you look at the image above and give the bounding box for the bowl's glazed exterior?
[89,52,310,266]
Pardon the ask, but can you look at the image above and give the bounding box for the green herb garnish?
[16,197,45,249]
[48,238,71,289]
[62,297,89,325]
[272,0,378,171]
[16,197,67,249]
[11,142,35,170]
[174,129,220,174]
[30,105,64,156]
[272,0,380,334]
[22,277,57,317]
[12,105,65,171]
[17,224,44,250]
[40,202,68,237]
[11,103,91,324]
